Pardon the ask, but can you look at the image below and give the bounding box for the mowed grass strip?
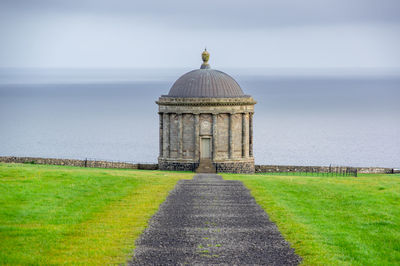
[0,163,193,265]
[224,173,400,265]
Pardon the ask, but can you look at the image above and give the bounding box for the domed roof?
[168,69,245,98]
[167,49,246,98]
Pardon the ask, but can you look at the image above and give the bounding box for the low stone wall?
[0,156,395,174]
[255,165,394,174]
[137,163,160,170]
[0,156,158,170]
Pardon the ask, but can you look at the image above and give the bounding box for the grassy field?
[224,172,400,265]
[2,163,399,265]
[0,163,193,265]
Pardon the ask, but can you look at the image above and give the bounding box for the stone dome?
[167,69,245,98]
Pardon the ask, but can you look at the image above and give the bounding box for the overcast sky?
[0,0,399,69]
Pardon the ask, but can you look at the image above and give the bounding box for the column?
[242,112,249,158]
[163,113,170,158]
[178,113,183,158]
[194,114,200,161]
[212,113,218,160]
[249,112,253,157]
[159,112,163,158]
[229,113,234,159]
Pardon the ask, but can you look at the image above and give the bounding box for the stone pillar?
[178,113,183,158]
[229,113,234,159]
[159,112,163,157]
[249,112,253,157]
[194,114,200,161]
[163,113,170,158]
[212,113,217,160]
[242,112,249,158]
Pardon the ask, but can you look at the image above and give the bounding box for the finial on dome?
[200,48,210,69]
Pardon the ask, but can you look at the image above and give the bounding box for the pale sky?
[0,0,399,69]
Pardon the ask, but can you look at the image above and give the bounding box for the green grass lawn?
[2,163,399,265]
[0,163,193,265]
[224,172,400,265]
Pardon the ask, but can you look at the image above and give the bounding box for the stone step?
[196,159,216,173]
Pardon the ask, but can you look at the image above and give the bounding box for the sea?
[0,68,399,168]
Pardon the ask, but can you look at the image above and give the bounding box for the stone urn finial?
[201,48,210,69]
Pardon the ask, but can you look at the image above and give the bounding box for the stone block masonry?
[158,160,199,172]
[0,156,158,170]
[215,161,255,174]
[157,97,256,174]
[255,165,395,174]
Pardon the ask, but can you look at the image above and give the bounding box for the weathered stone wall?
[200,114,212,135]
[215,161,255,174]
[356,167,396,174]
[255,165,394,174]
[1,156,396,174]
[137,163,159,170]
[0,156,158,170]
[158,160,198,172]
[157,97,256,173]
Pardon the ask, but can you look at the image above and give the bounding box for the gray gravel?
[129,174,301,265]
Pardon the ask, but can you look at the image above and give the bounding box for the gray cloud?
[0,0,399,68]
[2,0,400,28]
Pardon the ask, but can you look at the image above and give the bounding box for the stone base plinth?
[158,158,255,174]
[158,159,199,172]
[215,161,255,174]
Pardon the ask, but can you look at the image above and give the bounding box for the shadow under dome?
[167,69,246,98]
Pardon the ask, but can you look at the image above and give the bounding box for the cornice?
[156,97,257,106]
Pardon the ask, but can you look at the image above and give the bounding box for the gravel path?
[129,174,301,265]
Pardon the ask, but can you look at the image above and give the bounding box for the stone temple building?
[157,49,256,173]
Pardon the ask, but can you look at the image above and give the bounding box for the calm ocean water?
[0,69,399,168]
